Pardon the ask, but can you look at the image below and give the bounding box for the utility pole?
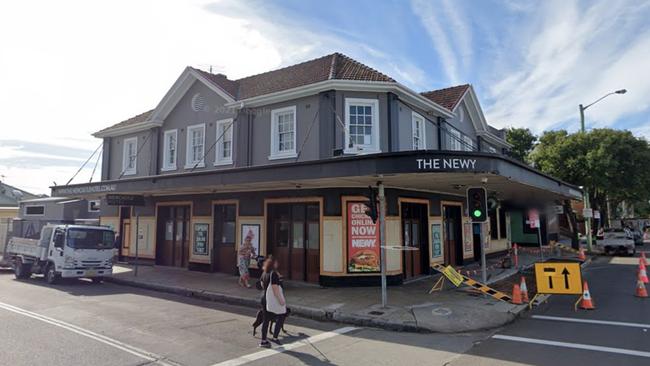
[378,181,387,308]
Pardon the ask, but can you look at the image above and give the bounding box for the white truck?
[2,224,115,284]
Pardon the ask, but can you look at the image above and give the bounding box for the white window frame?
[488,146,498,154]
[24,205,45,216]
[185,123,206,169]
[412,112,426,150]
[446,127,462,151]
[269,106,297,160]
[161,129,178,171]
[88,199,101,213]
[344,98,380,154]
[215,118,234,166]
[463,135,474,151]
[122,137,137,176]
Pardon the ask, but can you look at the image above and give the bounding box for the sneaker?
[259,340,271,348]
[271,338,281,345]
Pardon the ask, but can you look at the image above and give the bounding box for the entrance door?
[401,202,429,279]
[213,204,237,274]
[443,205,463,266]
[119,206,131,258]
[156,205,190,267]
[267,202,320,283]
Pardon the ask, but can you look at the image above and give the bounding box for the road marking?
[211,326,358,366]
[492,334,650,358]
[0,301,179,366]
[532,315,650,329]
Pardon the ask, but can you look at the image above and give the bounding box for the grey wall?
[395,100,439,151]
[445,101,477,140]
[108,130,154,180]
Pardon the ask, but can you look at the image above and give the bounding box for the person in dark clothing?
[258,257,286,347]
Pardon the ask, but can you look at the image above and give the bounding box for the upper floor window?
[345,98,380,154]
[215,118,234,165]
[488,146,498,154]
[186,123,205,168]
[88,200,101,212]
[122,137,137,175]
[162,129,177,171]
[270,106,297,160]
[412,112,426,150]
[445,127,462,151]
[462,135,474,151]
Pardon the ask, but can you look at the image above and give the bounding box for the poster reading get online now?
[347,202,380,273]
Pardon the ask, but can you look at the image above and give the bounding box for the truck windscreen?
[67,229,115,250]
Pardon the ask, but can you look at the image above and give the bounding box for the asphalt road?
[452,247,650,366]
[0,269,481,366]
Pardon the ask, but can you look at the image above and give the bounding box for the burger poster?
[347,202,380,273]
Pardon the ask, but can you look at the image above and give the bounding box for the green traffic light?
[473,209,482,218]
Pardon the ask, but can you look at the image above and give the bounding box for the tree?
[530,128,650,226]
[506,127,537,162]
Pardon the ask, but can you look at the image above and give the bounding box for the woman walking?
[237,231,256,288]
[258,257,286,347]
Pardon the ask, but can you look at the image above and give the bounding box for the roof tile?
[420,84,470,111]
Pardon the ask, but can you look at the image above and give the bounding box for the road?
[452,250,650,366]
[1,249,648,366]
[0,269,480,366]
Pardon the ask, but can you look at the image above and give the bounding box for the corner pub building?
[52,53,581,286]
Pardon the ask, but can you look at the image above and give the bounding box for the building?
[0,181,40,248]
[13,197,101,238]
[51,53,581,285]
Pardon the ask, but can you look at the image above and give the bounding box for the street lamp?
[578,89,627,252]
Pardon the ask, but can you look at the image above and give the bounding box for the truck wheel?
[45,264,59,285]
[14,259,32,280]
[91,277,103,284]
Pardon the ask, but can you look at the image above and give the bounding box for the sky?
[1,0,649,194]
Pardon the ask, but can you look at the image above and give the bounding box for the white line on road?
[0,301,179,366]
[211,326,358,366]
[492,334,650,358]
[532,315,650,329]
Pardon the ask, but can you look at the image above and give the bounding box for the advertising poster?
[241,224,260,258]
[347,202,380,273]
[192,223,209,255]
[431,223,442,259]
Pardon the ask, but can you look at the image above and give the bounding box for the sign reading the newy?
[347,202,380,273]
[416,157,478,171]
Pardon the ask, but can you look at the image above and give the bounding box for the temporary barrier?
[635,279,648,298]
[639,261,649,284]
[520,276,529,303]
[511,284,523,305]
[576,281,595,310]
[432,264,512,303]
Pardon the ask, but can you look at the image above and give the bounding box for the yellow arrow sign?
[534,262,583,294]
[441,265,464,287]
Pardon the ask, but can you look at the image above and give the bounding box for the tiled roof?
[96,109,154,135]
[420,84,470,111]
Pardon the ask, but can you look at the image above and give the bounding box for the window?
[412,112,426,150]
[88,200,100,212]
[122,137,137,175]
[270,106,297,159]
[488,146,498,154]
[185,123,205,168]
[25,205,45,215]
[345,98,380,153]
[162,129,178,171]
[215,119,234,165]
[446,127,462,151]
[463,135,474,151]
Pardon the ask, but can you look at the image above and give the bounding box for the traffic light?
[364,186,378,224]
[467,187,487,223]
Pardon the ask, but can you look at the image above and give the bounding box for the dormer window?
[412,112,426,150]
[344,98,380,154]
[122,137,137,175]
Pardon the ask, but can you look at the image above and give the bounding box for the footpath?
[108,246,584,333]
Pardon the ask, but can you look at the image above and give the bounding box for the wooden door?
[213,204,237,274]
[290,204,306,281]
[267,204,291,277]
[443,205,462,266]
[121,221,131,257]
[402,203,428,278]
[305,204,320,283]
[156,205,190,267]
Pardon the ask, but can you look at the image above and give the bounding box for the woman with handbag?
[259,257,286,347]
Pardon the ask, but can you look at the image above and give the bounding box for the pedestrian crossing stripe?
[432,264,512,303]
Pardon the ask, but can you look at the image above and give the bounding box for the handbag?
[265,271,286,315]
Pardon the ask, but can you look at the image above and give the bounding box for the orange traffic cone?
[641,252,648,266]
[578,247,586,261]
[639,261,649,284]
[635,279,648,298]
[520,276,529,303]
[579,281,595,310]
[511,284,522,305]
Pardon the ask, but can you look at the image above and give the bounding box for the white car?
[596,229,636,256]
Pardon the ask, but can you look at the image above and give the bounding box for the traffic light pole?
[378,181,387,308]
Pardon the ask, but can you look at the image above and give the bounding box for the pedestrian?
[258,257,286,348]
[237,230,256,288]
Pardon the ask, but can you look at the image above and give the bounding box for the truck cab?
[8,224,115,284]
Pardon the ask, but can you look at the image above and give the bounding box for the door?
[213,204,237,274]
[121,221,131,257]
[443,205,463,266]
[401,202,429,279]
[267,202,320,283]
[156,205,190,267]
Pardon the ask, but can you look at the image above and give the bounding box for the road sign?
[441,265,464,287]
[594,210,601,220]
[528,209,540,228]
[534,262,583,294]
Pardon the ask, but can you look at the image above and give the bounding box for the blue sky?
[1,0,649,193]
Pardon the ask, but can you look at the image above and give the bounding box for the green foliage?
[505,127,537,162]
[530,128,650,215]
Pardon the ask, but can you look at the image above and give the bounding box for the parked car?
[596,228,636,256]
